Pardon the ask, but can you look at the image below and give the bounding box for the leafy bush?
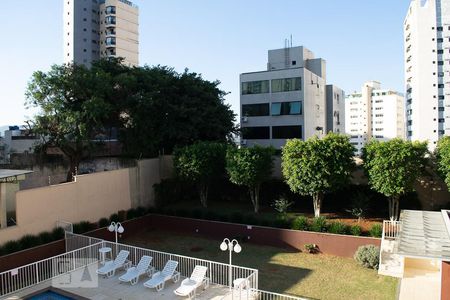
[1,240,21,254]
[126,208,137,220]
[291,216,309,231]
[369,223,383,238]
[350,225,362,236]
[38,231,53,244]
[51,227,65,240]
[310,216,328,232]
[354,245,380,269]
[153,178,196,207]
[19,235,42,249]
[73,221,94,234]
[328,221,349,235]
[304,243,319,253]
[109,213,120,223]
[135,206,146,217]
[272,197,294,216]
[345,191,370,221]
[271,218,290,229]
[230,212,244,224]
[98,218,109,228]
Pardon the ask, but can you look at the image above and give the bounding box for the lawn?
[124,229,398,300]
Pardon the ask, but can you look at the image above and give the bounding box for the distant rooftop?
[0,169,33,182]
[99,0,138,8]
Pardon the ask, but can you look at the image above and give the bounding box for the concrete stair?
[378,239,404,278]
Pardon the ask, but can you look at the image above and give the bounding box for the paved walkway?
[398,268,441,300]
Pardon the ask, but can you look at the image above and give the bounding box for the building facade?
[240,46,344,149]
[404,0,450,150]
[345,81,406,155]
[64,0,139,67]
[326,85,345,134]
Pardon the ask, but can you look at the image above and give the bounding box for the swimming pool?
[28,290,75,300]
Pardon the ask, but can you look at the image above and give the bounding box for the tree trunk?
[249,185,260,213]
[66,156,79,182]
[388,196,400,221]
[313,192,323,218]
[199,184,208,208]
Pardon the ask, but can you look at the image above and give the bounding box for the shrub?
[244,214,258,225]
[230,212,244,224]
[19,235,42,249]
[73,221,94,234]
[354,245,380,269]
[98,218,109,228]
[350,225,362,236]
[174,208,189,218]
[310,216,328,232]
[126,208,137,220]
[272,196,294,216]
[135,206,146,217]
[271,218,289,229]
[38,231,53,244]
[191,208,205,219]
[2,240,21,254]
[369,223,383,238]
[304,243,319,253]
[328,221,349,235]
[291,216,309,231]
[51,227,65,240]
[109,213,120,223]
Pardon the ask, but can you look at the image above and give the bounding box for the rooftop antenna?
[290,34,293,47]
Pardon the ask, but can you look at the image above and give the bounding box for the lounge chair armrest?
[151,271,161,279]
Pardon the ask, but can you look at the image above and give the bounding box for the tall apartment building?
[404,0,450,150]
[240,46,344,149]
[326,85,345,134]
[64,0,139,67]
[345,81,406,155]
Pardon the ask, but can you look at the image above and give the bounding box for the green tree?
[226,145,274,213]
[436,136,450,190]
[362,139,428,220]
[25,62,116,181]
[174,142,227,207]
[282,133,355,217]
[119,67,236,157]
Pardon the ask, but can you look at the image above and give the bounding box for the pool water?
[29,290,75,300]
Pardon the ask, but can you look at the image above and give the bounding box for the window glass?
[272,126,302,139]
[242,126,270,139]
[271,101,302,115]
[271,77,301,93]
[242,103,269,116]
[271,103,281,116]
[241,80,269,95]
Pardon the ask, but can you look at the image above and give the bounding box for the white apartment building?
[404,0,450,150]
[345,81,405,155]
[64,0,139,67]
[240,46,334,149]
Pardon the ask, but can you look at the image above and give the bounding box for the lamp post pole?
[220,238,242,291]
[108,222,124,254]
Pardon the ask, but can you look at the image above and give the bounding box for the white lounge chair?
[119,255,154,285]
[143,260,180,292]
[96,250,130,278]
[174,265,209,299]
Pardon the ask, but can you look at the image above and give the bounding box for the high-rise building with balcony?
[404,0,450,150]
[239,46,344,149]
[64,0,139,67]
[345,81,405,155]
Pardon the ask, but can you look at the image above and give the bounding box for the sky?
[0,0,411,127]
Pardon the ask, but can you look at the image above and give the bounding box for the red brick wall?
[0,240,65,273]
[146,214,381,258]
[443,261,450,300]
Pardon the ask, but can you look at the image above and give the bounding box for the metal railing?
[56,220,73,233]
[0,242,103,297]
[382,220,401,240]
[65,232,103,252]
[102,240,257,289]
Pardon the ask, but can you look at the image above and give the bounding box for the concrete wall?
[0,156,171,244]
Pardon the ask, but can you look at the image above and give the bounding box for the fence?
[103,240,258,289]
[0,242,102,297]
[65,232,103,252]
[250,290,308,300]
[382,220,401,240]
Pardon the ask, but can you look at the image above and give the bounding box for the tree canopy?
[436,136,450,190]
[362,138,428,220]
[174,142,227,207]
[25,59,236,180]
[282,133,355,217]
[226,145,274,213]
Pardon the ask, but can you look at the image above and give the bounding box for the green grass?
[125,229,398,300]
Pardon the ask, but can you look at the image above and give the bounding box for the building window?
[83,49,87,52]
[437,38,444,42]
[242,103,270,117]
[271,101,302,116]
[242,126,270,139]
[271,77,302,93]
[438,61,444,65]
[106,37,116,45]
[438,84,444,88]
[439,107,445,111]
[437,26,443,31]
[272,126,302,139]
[105,16,116,25]
[83,28,87,31]
[106,6,116,14]
[439,118,445,123]
[241,80,270,95]
[292,60,296,66]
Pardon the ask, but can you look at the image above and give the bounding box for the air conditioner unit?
[240,139,247,146]
[241,116,248,123]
